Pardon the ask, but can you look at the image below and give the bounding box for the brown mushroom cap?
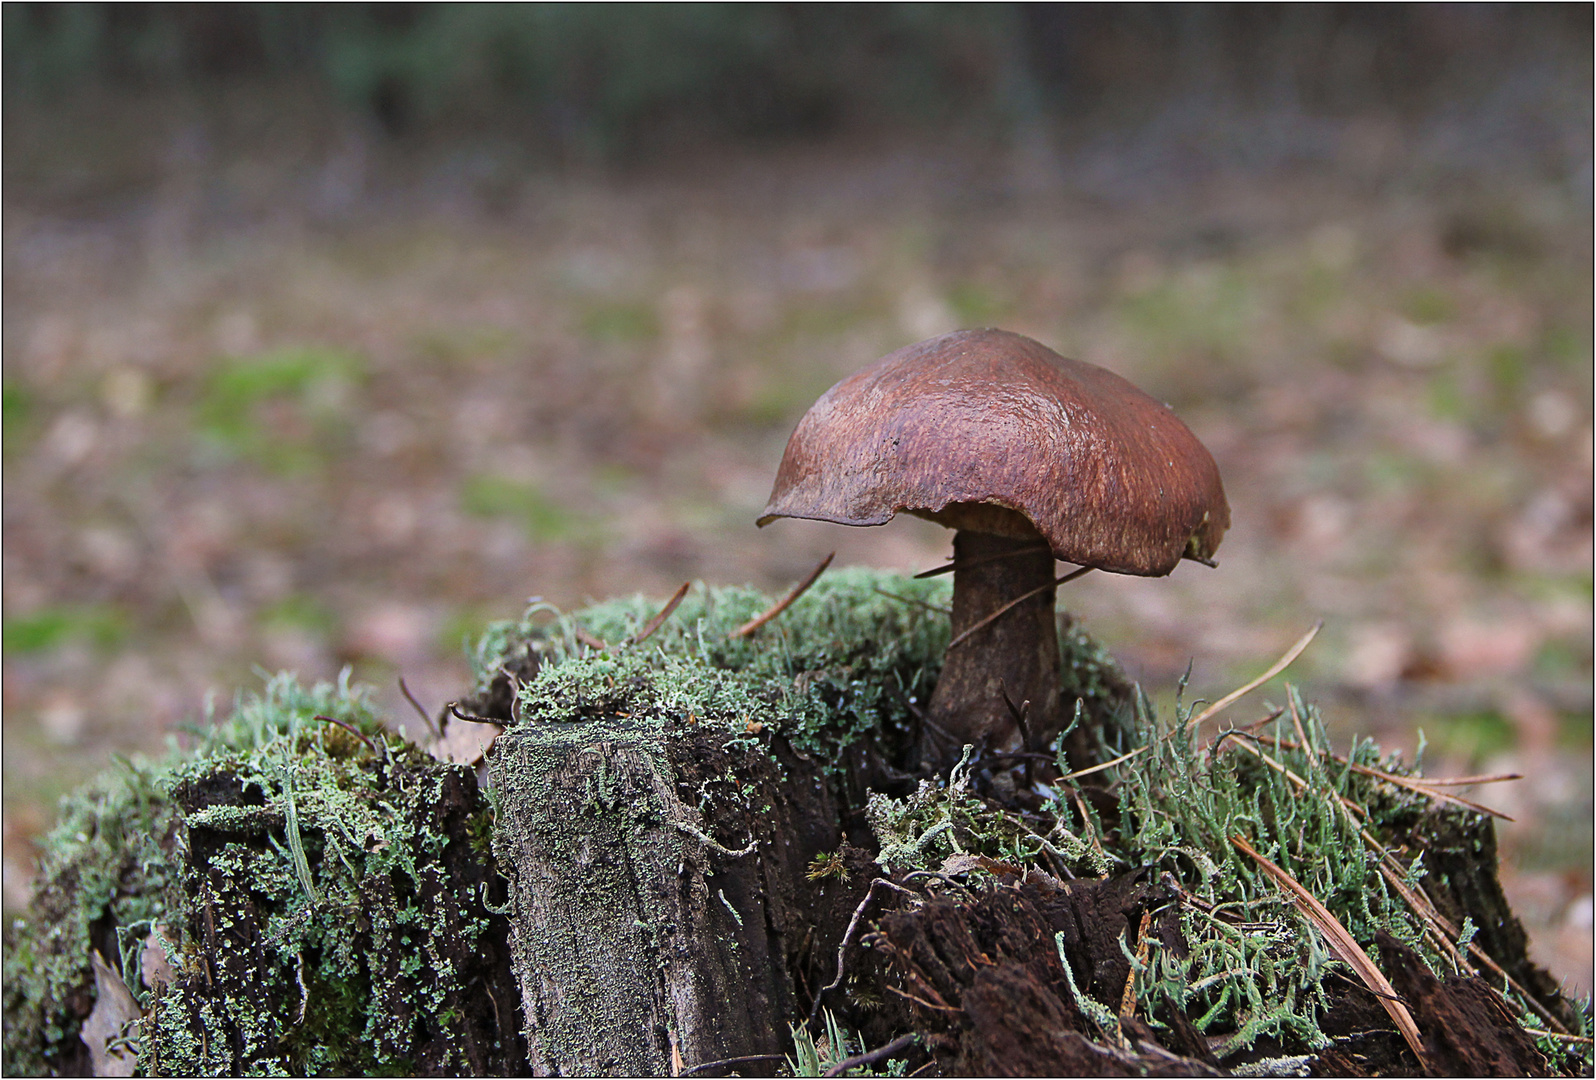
[758,328,1229,576]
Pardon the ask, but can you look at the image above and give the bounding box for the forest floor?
[3,86,1591,995]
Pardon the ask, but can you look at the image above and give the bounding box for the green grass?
[1401,285,1459,326]
[580,301,657,343]
[1115,264,1258,367]
[459,473,583,540]
[946,280,1011,326]
[193,345,366,474]
[258,594,339,637]
[2,603,129,654]
[1,380,36,462]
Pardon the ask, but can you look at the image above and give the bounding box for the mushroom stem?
[921,529,1066,773]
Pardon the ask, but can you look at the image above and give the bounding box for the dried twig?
[1069,787,1108,863]
[1221,733,1570,1036]
[809,877,917,1024]
[946,566,1093,652]
[1249,731,1513,820]
[1000,682,1034,755]
[1360,825,1571,1035]
[397,677,439,737]
[1231,834,1428,1066]
[678,1052,788,1077]
[311,714,378,754]
[574,626,608,650]
[1406,771,1523,787]
[447,702,499,725]
[733,551,834,638]
[1062,745,1149,781]
[631,581,690,645]
[1120,910,1154,1020]
[886,983,961,1013]
[823,1033,919,1078]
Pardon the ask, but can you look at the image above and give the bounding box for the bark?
[1409,808,1579,1031]
[922,530,1065,773]
[1375,931,1553,1077]
[488,718,869,1077]
[874,874,1222,1077]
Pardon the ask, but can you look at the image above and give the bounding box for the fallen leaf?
[82,949,139,1077]
[429,718,503,766]
[140,928,175,994]
[938,852,986,878]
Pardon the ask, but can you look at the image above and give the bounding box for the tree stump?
[489,718,868,1076]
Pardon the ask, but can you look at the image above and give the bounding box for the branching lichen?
[4,671,520,1077]
[7,573,1590,1076]
[863,678,1592,1067]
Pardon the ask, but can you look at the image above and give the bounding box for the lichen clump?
[469,566,1125,768]
[860,683,1594,1069]
[3,672,519,1076]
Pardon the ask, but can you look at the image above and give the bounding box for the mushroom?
[758,328,1229,773]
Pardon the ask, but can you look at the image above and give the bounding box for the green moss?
[8,572,1588,1074]
[472,567,962,764]
[473,567,1129,770]
[2,754,178,1075]
[4,670,516,1077]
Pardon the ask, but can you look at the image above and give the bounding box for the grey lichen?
[8,570,1586,1076]
[470,567,1129,771]
[4,671,520,1077]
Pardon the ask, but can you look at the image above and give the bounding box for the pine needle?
[945,566,1093,651]
[1248,732,1514,821]
[1186,623,1321,734]
[732,551,834,638]
[1231,834,1427,1066]
[631,581,690,644]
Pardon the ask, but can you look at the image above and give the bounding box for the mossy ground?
[4,569,1590,1076]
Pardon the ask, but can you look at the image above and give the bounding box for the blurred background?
[3,4,1591,992]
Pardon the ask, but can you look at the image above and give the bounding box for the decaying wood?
[872,874,1223,1077]
[488,718,874,1076]
[1375,931,1553,1077]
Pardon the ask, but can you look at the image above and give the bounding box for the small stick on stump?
[632,581,691,644]
[823,1033,919,1077]
[733,552,833,638]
